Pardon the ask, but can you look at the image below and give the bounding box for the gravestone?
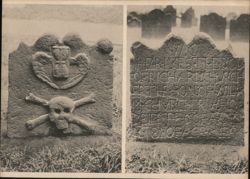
[163,5,177,26]
[181,7,196,27]
[200,13,226,40]
[141,9,172,38]
[7,34,114,138]
[130,34,245,145]
[226,12,237,29]
[230,14,250,42]
[127,12,141,27]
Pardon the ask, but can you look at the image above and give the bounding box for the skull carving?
[24,93,111,135]
[25,93,111,135]
[48,96,74,130]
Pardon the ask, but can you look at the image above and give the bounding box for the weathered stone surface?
[230,14,250,42]
[7,34,114,138]
[163,5,177,26]
[181,7,197,28]
[141,9,172,38]
[200,13,226,40]
[130,34,245,145]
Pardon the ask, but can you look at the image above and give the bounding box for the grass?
[126,144,248,174]
[0,142,121,172]
[126,152,248,174]
[208,160,248,174]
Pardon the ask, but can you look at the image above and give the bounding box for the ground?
[1,136,121,172]
[126,142,248,173]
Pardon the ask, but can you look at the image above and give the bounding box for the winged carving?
[32,45,90,89]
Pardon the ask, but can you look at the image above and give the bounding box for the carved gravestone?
[200,13,226,40]
[7,34,114,137]
[181,7,196,28]
[163,5,176,26]
[130,34,245,145]
[230,14,250,42]
[141,9,172,38]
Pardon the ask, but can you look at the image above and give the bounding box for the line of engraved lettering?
[132,83,240,98]
[132,69,241,84]
[137,123,235,140]
[132,95,242,114]
[134,57,243,71]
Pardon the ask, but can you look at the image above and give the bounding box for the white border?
[2,0,250,6]
[1,173,248,178]
[1,0,249,178]
[121,4,127,174]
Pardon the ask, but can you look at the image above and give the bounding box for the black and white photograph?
[126,4,249,174]
[1,3,122,173]
[1,0,249,178]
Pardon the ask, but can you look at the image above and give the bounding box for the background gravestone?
[230,14,250,42]
[130,34,245,145]
[181,7,197,27]
[127,12,142,27]
[200,13,226,40]
[226,12,237,29]
[7,34,114,138]
[141,9,172,38]
[163,5,177,26]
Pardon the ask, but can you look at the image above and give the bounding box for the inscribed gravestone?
[181,7,196,27]
[130,34,244,145]
[141,9,172,38]
[163,5,177,26]
[200,13,226,40]
[7,34,114,137]
[230,14,250,42]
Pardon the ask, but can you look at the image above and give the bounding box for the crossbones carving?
[25,93,109,134]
